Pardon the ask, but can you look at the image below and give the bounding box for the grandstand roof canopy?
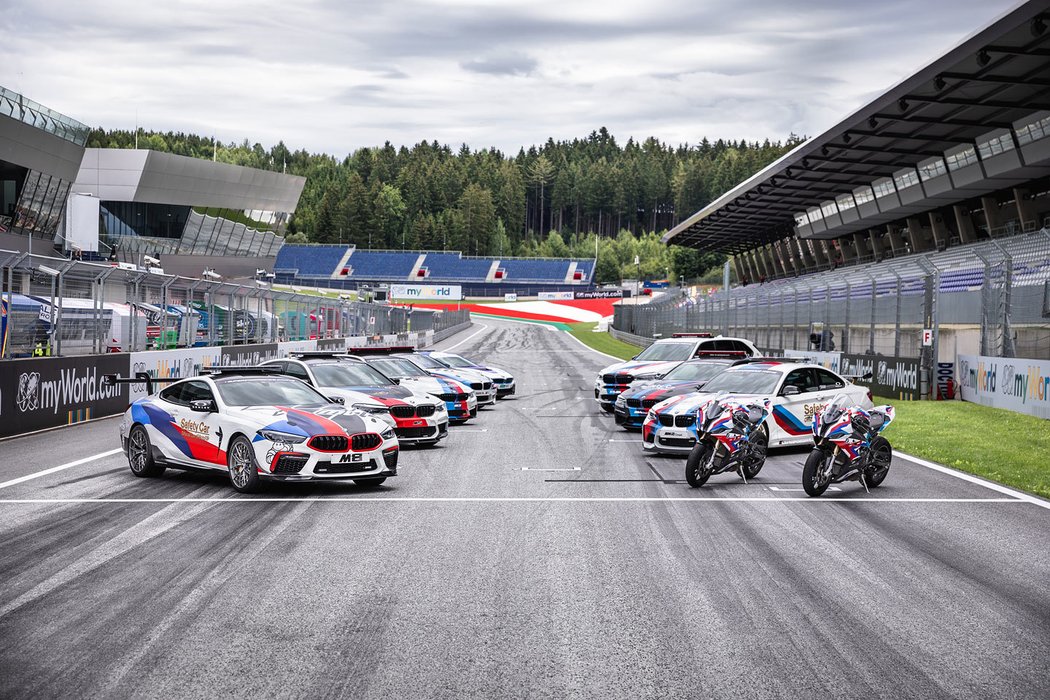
[664,0,1050,255]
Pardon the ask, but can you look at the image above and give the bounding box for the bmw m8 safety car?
[419,351,515,398]
[261,354,448,446]
[595,333,759,412]
[613,358,739,429]
[641,361,872,455]
[112,368,399,493]
[393,352,496,406]
[360,355,478,423]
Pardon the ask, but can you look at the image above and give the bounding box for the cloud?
[0,0,1022,155]
[461,52,538,76]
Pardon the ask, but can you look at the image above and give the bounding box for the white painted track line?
[897,451,1050,511]
[0,449,123,490]
[441,323,489,351]
[557,325,625,362]
[0,496,1027,504]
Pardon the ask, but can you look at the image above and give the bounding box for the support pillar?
[928,210,951,249]
[953,204,978,244]
[852,232,872,259]
[906,216,933,252]
[1014,187,1038,229]
[839,236,856,264]
[810,239,829,266]
[732,255,747,284]
[981,195,1003,236]
[886,224,907,255]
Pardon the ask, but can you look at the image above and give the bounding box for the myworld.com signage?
[840,353,921,400]
[958,354,1050,419]
[390,284,462,301]
[0,354,130,437]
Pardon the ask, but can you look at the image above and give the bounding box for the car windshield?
[310,362,394,387]
[368,357,429,378]
[410,354,447,369]
[216,377,331,407]
[635,343,694,362]
[701,369,782,395]
[663,363,728,382]
[438,354,475,368]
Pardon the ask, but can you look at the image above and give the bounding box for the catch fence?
[0,249,466,358]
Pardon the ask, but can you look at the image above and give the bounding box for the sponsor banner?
[220,343,279,367]
[129,347,222,402]
[504,293,518,302]
[574,290,623,299]
[958,354,1050,419]
[784,349,842,373]
[277,340,319,356]
[936,362,955,400]
[390,284,462,301]
[538,291,574,301]
[839,353,921,400]
[0,354,131,437]
[316,338,347,351]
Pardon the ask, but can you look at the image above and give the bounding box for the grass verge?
[875,396,1050,499]
[565,322,643,360]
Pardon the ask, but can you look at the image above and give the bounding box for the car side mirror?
[862,372,873,380]
[189,399,216,413]
[630,355,638,360]
[391,377,401,384]
[328,396,345,404]
[782,386,801,397]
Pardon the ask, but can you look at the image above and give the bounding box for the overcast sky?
[1,0,1023,155]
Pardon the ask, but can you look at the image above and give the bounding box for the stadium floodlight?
[202,269,222,280]
[37,264,60,277]
[256,268,267,276]
[143,255,161,266]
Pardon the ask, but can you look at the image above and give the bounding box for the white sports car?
[360,355,479,423]
[421,351,516,398]
[393,352,497,406]
[642,361,873,455]
[114,368,399,492]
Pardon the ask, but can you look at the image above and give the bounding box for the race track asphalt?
[1,318,1048,699]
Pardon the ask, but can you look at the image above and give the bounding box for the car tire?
[227,435,263,494]
[685,442,714,488]
[802,447,834,497]
[600,403,615,414]
[127,424,165,478]
[354,477,386,488]
[865,436,892,488]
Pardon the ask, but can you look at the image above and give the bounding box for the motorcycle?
[684,395,771,488]
[802,394,895,497]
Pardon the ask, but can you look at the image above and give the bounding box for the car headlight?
[353,403,390,415]
[646,410,656,422]
[257,429,307,444]
[380,427,395,440]
[434,403,446,412]
[615,394,627,407]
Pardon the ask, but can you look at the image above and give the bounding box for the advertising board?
[538,291,574,301]
[958,354,1050,419]
[0,354,130,437]
[574,290,623,299]
[390,284,462,301]
[839,353,921,400]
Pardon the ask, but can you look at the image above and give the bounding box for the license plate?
[662,430,684,438]
[338,453,364,463]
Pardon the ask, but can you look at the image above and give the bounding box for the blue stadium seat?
[274,245,348,278]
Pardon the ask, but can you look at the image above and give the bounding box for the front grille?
[615,373,633,384]
[396,426,438,439]
[390,405,416,418]
[660,437,696,448]
[383,449,399,470]
[314,461,374,474]
[309,435,349,452]
[642,399,660,409]
[416,404,436,417]
[470,381,492,391]
[439,392,469,401]
[658,414,674,427]
[626,398,641,408]
[272,454,308,474]
[603,373,616,383]
[351,433,383,451]
[675,415,696,428]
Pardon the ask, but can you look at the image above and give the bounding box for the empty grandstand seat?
[274,245,348,278]
[418,253,493,280]
[341,251,419,279]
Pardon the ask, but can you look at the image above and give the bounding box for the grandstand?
[623,0,1050,397]
[273,245,596,295]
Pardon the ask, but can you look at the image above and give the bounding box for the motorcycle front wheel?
[741,425,769,480]
[802,447,834,497]
[865,436,892,488]
[685,441,716,488]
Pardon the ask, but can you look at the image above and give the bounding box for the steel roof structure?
[664,0,1050,255]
